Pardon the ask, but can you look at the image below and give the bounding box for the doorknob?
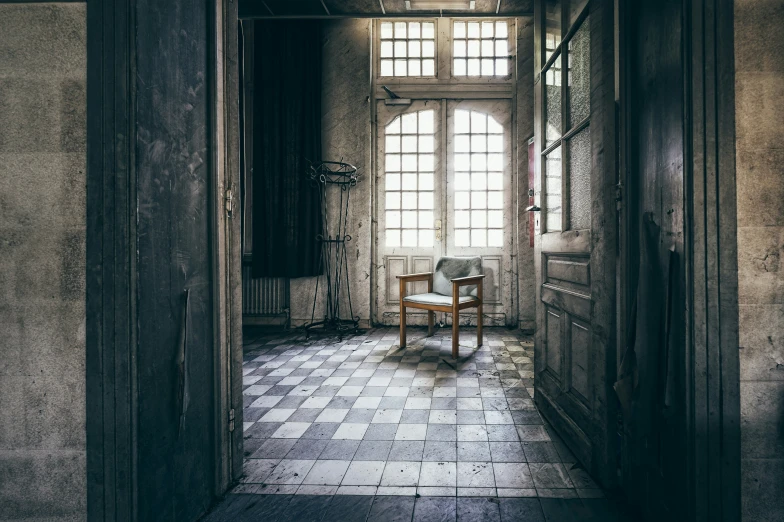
[435,219,442,241]
[526,205,541,212]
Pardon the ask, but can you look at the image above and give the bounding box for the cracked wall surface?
[735,0,784,520]
[0,3,87,520]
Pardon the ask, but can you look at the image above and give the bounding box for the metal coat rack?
[303,161,360,339]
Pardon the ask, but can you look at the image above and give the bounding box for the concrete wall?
[0,4,87,520]
[735,1,784,520]
[290,19,373,328]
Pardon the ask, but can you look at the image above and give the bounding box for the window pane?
[471,172,487,191]
[381,59,394,77]
[409,21,421,38]
[545,0,562,60]
[454,21,466,38]
[419,111,434,133]
[472,191,487,209]
[422,22,435,38]
[381,41,393,57]
[402,113,418,133]
[495,39,508,56]
[402,191,417,209]
[419,154,434,171]
[381,22,393,39]
[419,210,433,227]
[387,191,401,209]
[387,117,400,134]
[386,229,400,247]
[386,154,400,171]
[417,136,433,153]
[488,229,503,247]
[454,40,466,57]
[495,59,509,76]
[455,210,470,228]
[482,21,494,37]
[545,145,562,231]
[402,210,418,228]
[488,134,503,152]
[467,58,480,76]
[455,110,471,133]
[568,126,591,230]
[481,58,494,76]
[386,173,400,190]
[402,154,417,171]
[488,191,503,209]
[455,229,470,247]
[455,154,470,170]
[487,153,504,171]
[422,59,435,76]
[419,229,434,247]
[487,172,503,190]
[455,135,470,151]
[545,55,562,147]
[395,59,407,76]
[455,173,470,190]
[472,210,487,228]
[395,22,407,38]
[386,135,400,153]
[488,210,503,228]
[419,173,434,190]
[402,229,417,246]
[455,191,470,209]
[402,135,417,152]
[471,229,487,247]
[495,21,508,38]
[470,153,486,171]
[419,191,434,209]
[467,39,480,57]
[422,40,435,57]
[402,173,417,189]
[471,134,486,152]
[409,40,421,58]
[471,112,487,133]
[394,40,407,57]
[568,18,590,126]
[454,59,467,76]
[387,210,401,228]
[467,21,480,38]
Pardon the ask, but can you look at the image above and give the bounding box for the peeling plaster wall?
[290,19,373,328]
[735,1,784,520]
[0,4,87,520]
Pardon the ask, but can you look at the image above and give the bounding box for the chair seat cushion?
[403,292,478,306]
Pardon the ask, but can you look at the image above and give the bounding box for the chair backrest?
[432,256,482,297]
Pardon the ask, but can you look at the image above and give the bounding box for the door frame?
[85,0,240,518]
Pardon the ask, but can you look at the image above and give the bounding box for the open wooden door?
[532,0,617,487]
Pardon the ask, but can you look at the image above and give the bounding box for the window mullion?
[560,1,569,232]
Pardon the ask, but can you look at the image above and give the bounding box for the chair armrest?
[450,274,485,286]
[396,272,433,282]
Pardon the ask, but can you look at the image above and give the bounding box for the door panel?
[533,0,617,487]
[446,99,515,327]
[376,100,443,325]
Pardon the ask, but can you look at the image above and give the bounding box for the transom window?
[454,110,504,247]
[385,110,436,247]
[453,21,510,77]
[380,21,436,77]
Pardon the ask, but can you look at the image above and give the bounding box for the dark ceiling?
[240,0,534,18]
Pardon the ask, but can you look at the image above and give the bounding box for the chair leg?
[477,303,483,347]
[452,307,459,359]
[400,303,406,348]
[427,311,434,337]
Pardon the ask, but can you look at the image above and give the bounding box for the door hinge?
[228,408,235,432]
[225,188,234,217]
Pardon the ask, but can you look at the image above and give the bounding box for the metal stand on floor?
[303,161,361,340]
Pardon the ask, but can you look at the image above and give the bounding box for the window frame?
[450,19,514,80]
[539,1,591,233]
[376,19,440,80]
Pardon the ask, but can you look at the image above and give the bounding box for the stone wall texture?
[735,1,784,521]
[0,4,87,520]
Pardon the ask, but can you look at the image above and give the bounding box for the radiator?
[242,265,289,316]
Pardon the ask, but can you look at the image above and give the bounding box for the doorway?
[374,99,516,328]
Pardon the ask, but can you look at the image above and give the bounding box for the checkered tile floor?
[236,327,602,498]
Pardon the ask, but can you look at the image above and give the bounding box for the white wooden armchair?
[396,256,485,358]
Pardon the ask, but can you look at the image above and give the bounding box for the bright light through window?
[453,21,510,77]
[385,110,436,247]
[380,21,436,77]
[453,110,504,247]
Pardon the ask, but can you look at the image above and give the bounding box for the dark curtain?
[251,20,322,278]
